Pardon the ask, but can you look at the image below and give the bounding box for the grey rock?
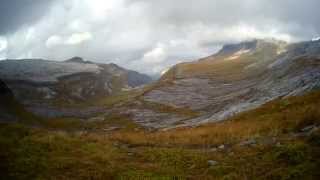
[209,148,218,152]
[208,160,219,166]
[301,125,317,132]
[218,145,225,150]
[293,125,319,137]
[119,108,187,129]
[239,139,257,147]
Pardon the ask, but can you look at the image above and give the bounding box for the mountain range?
[1,38,320,179]
[0,38,320,128]
[0,57,152,119]
[106,38,320,128]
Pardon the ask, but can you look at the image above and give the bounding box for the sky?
[0,0,319,75]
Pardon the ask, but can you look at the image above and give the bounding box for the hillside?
[103,39,320,128]
[1,39,319,129]
[0,57,152,119]
[0,90,319,179]
[0,39,320,179]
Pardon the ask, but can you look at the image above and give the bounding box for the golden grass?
[1,90,320,179]
[111,90,320,147]
[161,44,279,82]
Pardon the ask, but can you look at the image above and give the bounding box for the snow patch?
[226,49,251,60]
[312,37,320,41]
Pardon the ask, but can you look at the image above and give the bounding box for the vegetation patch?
[1,90,320,179]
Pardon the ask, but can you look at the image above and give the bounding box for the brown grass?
[111,90,320,147]
[1,90,320,179]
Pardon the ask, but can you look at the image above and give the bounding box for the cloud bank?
[0,0,319,75]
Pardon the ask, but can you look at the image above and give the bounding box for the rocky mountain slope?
[0,57,152,118]
[111,39,320,128]
[1,39,319,129]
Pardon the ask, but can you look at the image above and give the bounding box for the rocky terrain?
[1,39,320,180]
[111,39,320,128]
[0,57,152,118]
[1,39,320,129]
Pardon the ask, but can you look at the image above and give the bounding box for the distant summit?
[65,57,93,64]
[0,58,152,118]
[216,39,287,56]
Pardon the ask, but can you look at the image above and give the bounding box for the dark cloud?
[128,0,320,36]
[0,0,55,35]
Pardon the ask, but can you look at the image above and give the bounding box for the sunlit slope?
[162,39,282,80]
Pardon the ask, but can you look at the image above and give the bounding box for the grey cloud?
[128,0,320,36]
[0,0,55,35]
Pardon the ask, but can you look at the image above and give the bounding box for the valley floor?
[1,91,320,179]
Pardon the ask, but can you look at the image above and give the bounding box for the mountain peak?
[65,57,92,64]
[215,38,287,57]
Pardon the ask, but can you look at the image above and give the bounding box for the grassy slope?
[112,91,320,147]
[161,42,278,82]
[0,90,320,179]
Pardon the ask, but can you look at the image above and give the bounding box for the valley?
[0,39,320,179]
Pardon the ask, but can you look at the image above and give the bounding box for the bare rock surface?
[136,39,320,128]
[1,39,320,129]
[118,108,187,129]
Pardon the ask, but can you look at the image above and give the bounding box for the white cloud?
[86,0,124,21]
[46,32,92,48]
[46,35,63,48]
[142,44,167,63]
[65,32,93,45]
[0,36,8,52]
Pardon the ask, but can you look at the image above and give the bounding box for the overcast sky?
[0,0,319,75]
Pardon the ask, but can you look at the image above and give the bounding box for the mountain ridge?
[0,58,152,119]
[1,39,319,128]
[109,39,320,128]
